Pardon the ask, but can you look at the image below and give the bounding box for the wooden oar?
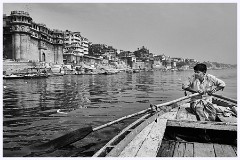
[212,93,237,104]
[33,93,200,152]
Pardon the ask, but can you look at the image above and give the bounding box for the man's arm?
[207,86,224,95]
[183,87,204,94]
[183,87,197,93]
[207,75,225,95]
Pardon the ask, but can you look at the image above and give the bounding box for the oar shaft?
[93,109,150,131]
[212,94,237,104]
[155,93,199,108]
[93,93,200,132]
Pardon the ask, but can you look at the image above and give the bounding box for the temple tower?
[10,11,32,61]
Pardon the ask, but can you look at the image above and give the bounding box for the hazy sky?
[3,3,237,64]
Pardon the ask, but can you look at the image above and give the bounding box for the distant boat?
[3,74,24,79]
[51,72,64,76]
[102,69,119,75]
[24,67,49,79]
[126,69,133,73]
[133,69,140,73]
[24,73,48,79]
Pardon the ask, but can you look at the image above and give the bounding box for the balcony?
[11,11,30,17]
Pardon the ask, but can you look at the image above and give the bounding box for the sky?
[2,2,237,64]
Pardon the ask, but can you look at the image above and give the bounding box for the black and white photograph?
[2,1,238,158]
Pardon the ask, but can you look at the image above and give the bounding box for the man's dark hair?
[194,63,207,73]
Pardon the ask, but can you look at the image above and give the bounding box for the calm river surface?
[3,69,237,157]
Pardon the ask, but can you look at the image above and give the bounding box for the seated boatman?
[182,63,226,121]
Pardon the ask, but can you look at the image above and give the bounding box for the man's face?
[194,70,205,80]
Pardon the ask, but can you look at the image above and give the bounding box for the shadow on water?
[3,69,237,157]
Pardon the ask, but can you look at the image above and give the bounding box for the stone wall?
[3,61,35,75]
[29,38,40,62]
[20,34,31,61]
[4,33,63,64]
[3,34,13,59]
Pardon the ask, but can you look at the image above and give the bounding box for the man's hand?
[197,89,205,95]
[207,86,224,95]
[207,88,216,95]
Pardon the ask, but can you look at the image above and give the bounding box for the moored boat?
[23,67,49,79]
[3,74,25,79]
[102,69,119,75]
[23,73,48,79]
[93,94,237,157]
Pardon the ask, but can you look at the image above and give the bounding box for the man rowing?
[182,63,226,121]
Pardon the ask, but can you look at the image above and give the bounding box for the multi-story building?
[82,37,89,55]
[103,46,117,61]
[88,44,117,61]
[63,31,83,65]
[63,31,90,65]
[153,55,164,69]
[133,46,154,69]
[118,51,136,68]
[3,11,64,65]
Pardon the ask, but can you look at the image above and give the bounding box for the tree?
[176,61,186,68]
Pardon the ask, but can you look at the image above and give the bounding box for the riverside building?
[63,31,84,65]
[63,31,91,67]
[3,11,64,65]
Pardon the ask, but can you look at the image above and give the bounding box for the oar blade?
[33,126,93,151]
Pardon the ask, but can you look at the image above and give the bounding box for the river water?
[3,69,237,157]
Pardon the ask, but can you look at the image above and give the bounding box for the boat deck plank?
[135,118,167,157]
[156,140,175,157]
[159,111,178,120]
[158,141,236,157]
[194,142,215,157]
[119,122,155,157]
[172,142,185,157]
[106,114,157,157]
[213,144,225,157]
[232,145,237,155]
[167,120,237,131]
[214,143,237,157]
[184,143,194,157]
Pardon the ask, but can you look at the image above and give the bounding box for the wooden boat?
[23,67,49,79]
[101,69,119,75]
[133,69,140,73]
[93,94,237,157]
[3,74,25,79]
[126,69,133,73]
[51,73,64,76]
[24,73,48,79]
